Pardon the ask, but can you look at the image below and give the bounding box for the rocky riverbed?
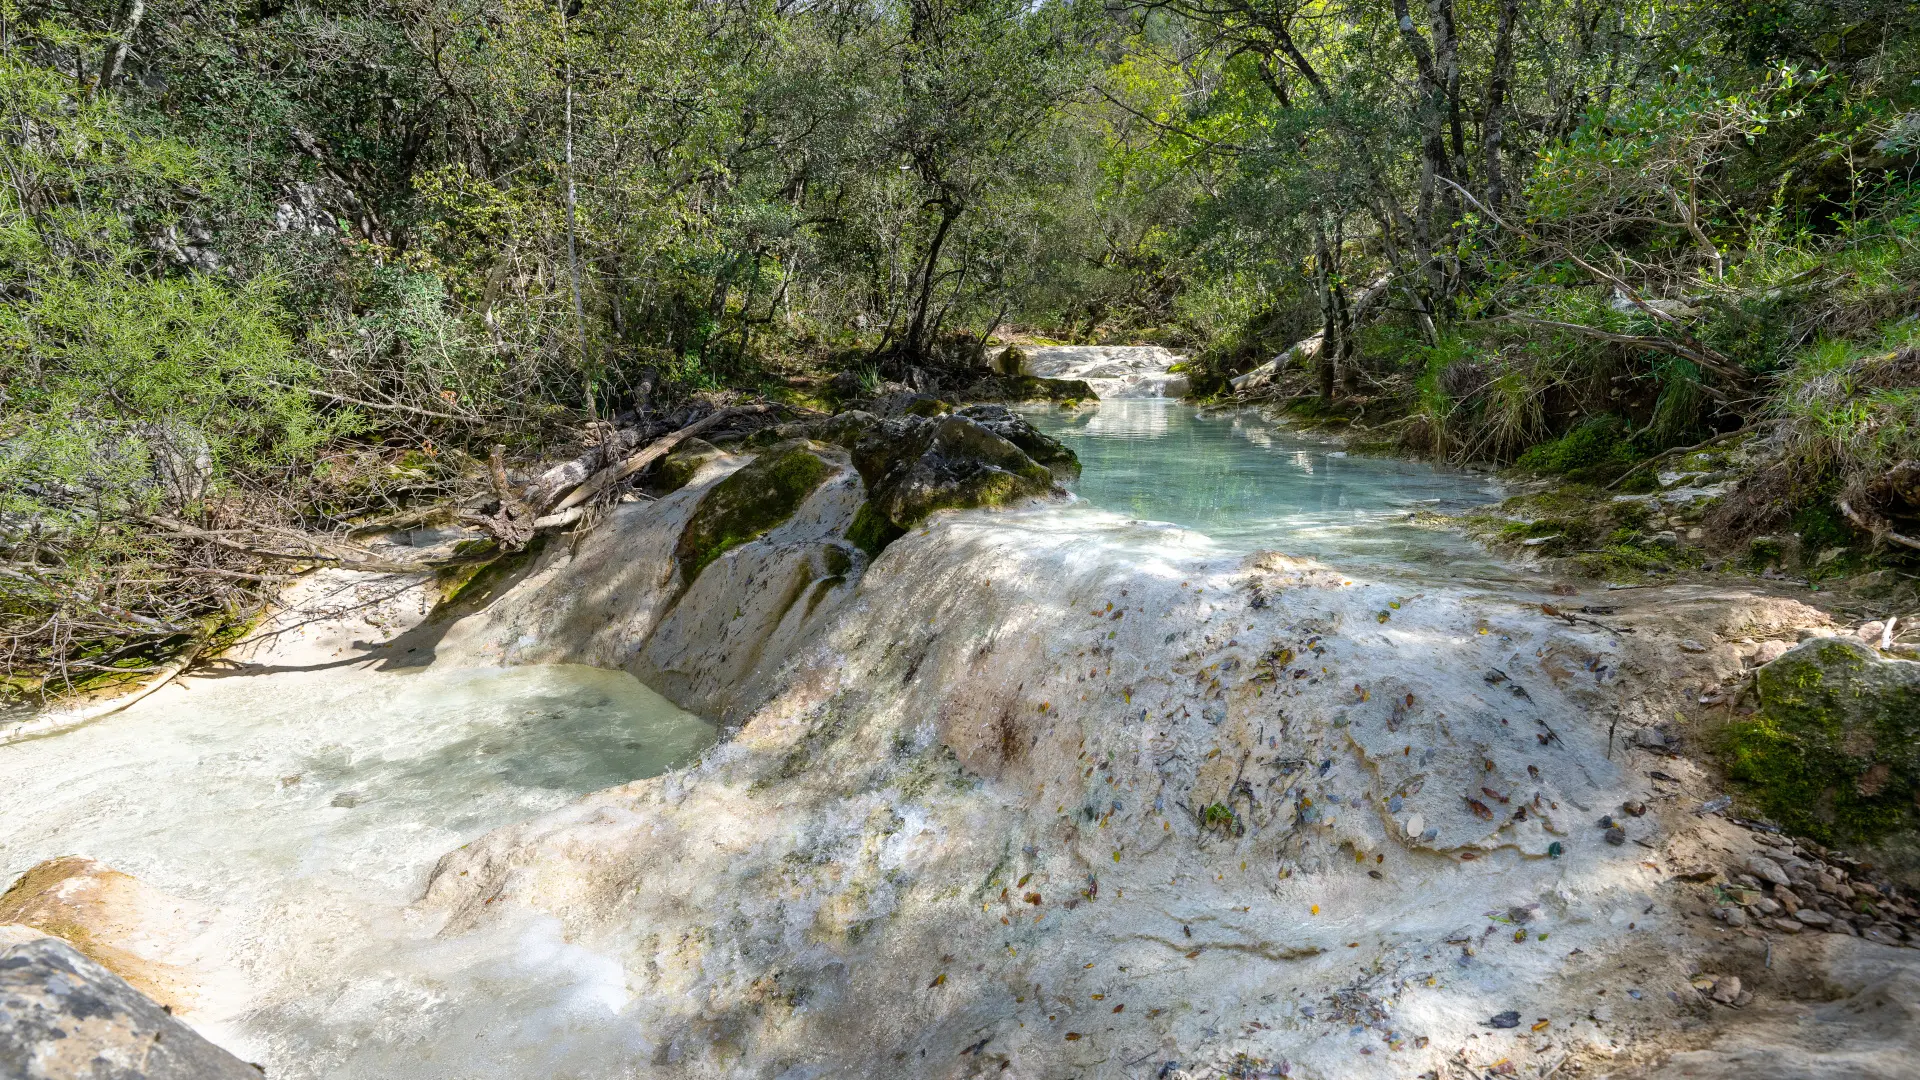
[5,380,1920,1079]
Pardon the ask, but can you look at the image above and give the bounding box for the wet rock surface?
[0,931,258,1080]
[420,487,1920,1079]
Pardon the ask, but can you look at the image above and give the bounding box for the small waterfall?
[1015,344,1191,398]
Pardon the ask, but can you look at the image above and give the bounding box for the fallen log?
[522,426,648,512]
[547,405,769,514]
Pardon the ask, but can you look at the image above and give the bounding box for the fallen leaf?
[929,973,946,988]
[1065,1032,1082,1041]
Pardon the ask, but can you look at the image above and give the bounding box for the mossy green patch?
[1720,637,1920,847]
[656,438,725,493]
[846,501,904,557]
[433,537,535,615]
[675,443,834,583]
[1515,415,1641,483]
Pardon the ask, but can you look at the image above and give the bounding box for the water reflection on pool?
[1022,399,1511,580]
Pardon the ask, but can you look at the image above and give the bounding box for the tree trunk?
[97,0,144,91]
[1393,0,1456,309]
[1482,0,1519,207]
[1313,223,1339,404]
[1429,0,1467,188]
[560,2,590,416]
[906,199,961,360]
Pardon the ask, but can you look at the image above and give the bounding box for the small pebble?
[1604,826,1627,846]
[1710,976,1741,1004]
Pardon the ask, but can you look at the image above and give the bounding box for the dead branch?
[263,380,475,422]
[548,404,770,514]
[134,514,497,574]
[1436,175,1752,389]
[1838,498,1920,552]
[1492,315,1734,402]
[1604,423,1763,490]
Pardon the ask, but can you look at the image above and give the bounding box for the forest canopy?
[3,0,1919,693]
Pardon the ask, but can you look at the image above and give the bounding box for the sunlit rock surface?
[0,931,259,1080]
[8,397,1919,1079]
[420,444,1920,1078]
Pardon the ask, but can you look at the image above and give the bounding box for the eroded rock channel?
[5,358,1919,1079]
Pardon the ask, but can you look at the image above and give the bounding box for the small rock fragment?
[1621,800,1647,817]
[1604,827,1627,846]
[1794,909,1833,927]
[1487,1010,1521,1029]
[1746,856,1790,887]
[1710,976,1741,1004]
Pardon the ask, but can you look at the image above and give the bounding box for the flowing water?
[0,663,715,1074]
[1022,399,1509,581]
[1,382,1525,1076]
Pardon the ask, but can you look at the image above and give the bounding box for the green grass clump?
[1515,416,1641,483]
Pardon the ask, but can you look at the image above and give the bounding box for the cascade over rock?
[414,434,1884,1078]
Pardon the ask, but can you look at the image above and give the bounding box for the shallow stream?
[1,388,1523,1076]
[0,664,714,1074]
[1023,400,1507,580]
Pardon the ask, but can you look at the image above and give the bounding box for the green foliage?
[1515,416,1641,481]
[1,42,346,525]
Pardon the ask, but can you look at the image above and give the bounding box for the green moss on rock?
[675,442,835,583]
[1721,637,1920,848]
[846,501,904,557]
[656,438,725,493]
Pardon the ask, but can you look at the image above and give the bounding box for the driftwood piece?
[548,405,769,514]
[523,426,648,512]
[463,444,536,549]
[1838,498,1920,552]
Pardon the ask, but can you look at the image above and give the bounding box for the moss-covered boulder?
[1723,637,1920,875]
[956,404,1079,479]
[808,412,1060,554]
[675,442,836,582]
[655,438,726,493]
